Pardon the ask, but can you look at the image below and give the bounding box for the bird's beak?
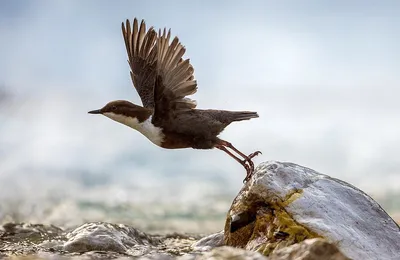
[88,109,102,114]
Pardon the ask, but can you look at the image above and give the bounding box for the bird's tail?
[229,111,259,122]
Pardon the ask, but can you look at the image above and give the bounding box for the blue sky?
[0,0,399,198]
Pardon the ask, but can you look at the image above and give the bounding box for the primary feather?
[121,19,197,113]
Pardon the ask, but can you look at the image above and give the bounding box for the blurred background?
[0,0,399,233]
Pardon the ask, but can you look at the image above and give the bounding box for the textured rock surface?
[180,246,268,260]
[63,222,158,254]
[224,161,400,259]
[190,230,224,251]
[269,238,350,260]
[0,222,197,259]
[1,222,348,260]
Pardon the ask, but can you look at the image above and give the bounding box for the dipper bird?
[89,18,261,181]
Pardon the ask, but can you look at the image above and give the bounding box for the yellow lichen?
[281,189,303,207]
[237,189,322,256]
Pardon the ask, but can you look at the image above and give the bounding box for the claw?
[243,163,253,183]
[242,151,262,183]
[242,160,255,183]
[248,151,262,159]
[243,151,261,171]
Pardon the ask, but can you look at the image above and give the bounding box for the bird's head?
[88,100,152,126]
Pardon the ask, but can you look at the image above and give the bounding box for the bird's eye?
[111,106,117,110]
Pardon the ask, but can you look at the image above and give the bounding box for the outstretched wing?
[152,28,198,127]
[122,19,158,109]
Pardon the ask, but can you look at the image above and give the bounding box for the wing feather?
[152,27,198,126]
[122,18,158,108]
[122,18,198,121]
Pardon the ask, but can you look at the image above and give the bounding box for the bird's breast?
[135,117,165,146]
[104,113,165,146]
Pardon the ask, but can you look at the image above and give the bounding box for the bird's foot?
[215,141,262,183]
[248,150,262,159]
[238,160,252,183]
[242,160,255,183]
[242,151,262,183]
[243,151,262,172]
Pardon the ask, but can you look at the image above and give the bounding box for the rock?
[269,238,349,260]
[0,223,65,255]
[0,223,350,260]
[224,161,400,259]
[63,222,159,254]
[1,222,64,243]
[0,222,200,259]
[179,246,268,260]
[157,232,198,256]
[1,161,399,259]
[190,230,224,251]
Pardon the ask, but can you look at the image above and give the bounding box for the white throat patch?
[103,113,165,146]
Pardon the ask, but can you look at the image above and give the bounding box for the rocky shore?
[1,161,399,259]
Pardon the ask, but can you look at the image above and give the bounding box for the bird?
[88,18,261,182]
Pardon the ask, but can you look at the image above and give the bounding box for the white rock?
[246,161,400,260]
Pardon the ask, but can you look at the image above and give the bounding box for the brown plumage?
[89,18,261,182]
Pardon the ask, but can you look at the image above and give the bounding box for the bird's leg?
[217,140,261,170]
[215,145,252,181]
[216,139,262,182]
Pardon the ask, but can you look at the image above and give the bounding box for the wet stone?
[1,223,64,243]
[190,230,224,252]
[63,222,158,254]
